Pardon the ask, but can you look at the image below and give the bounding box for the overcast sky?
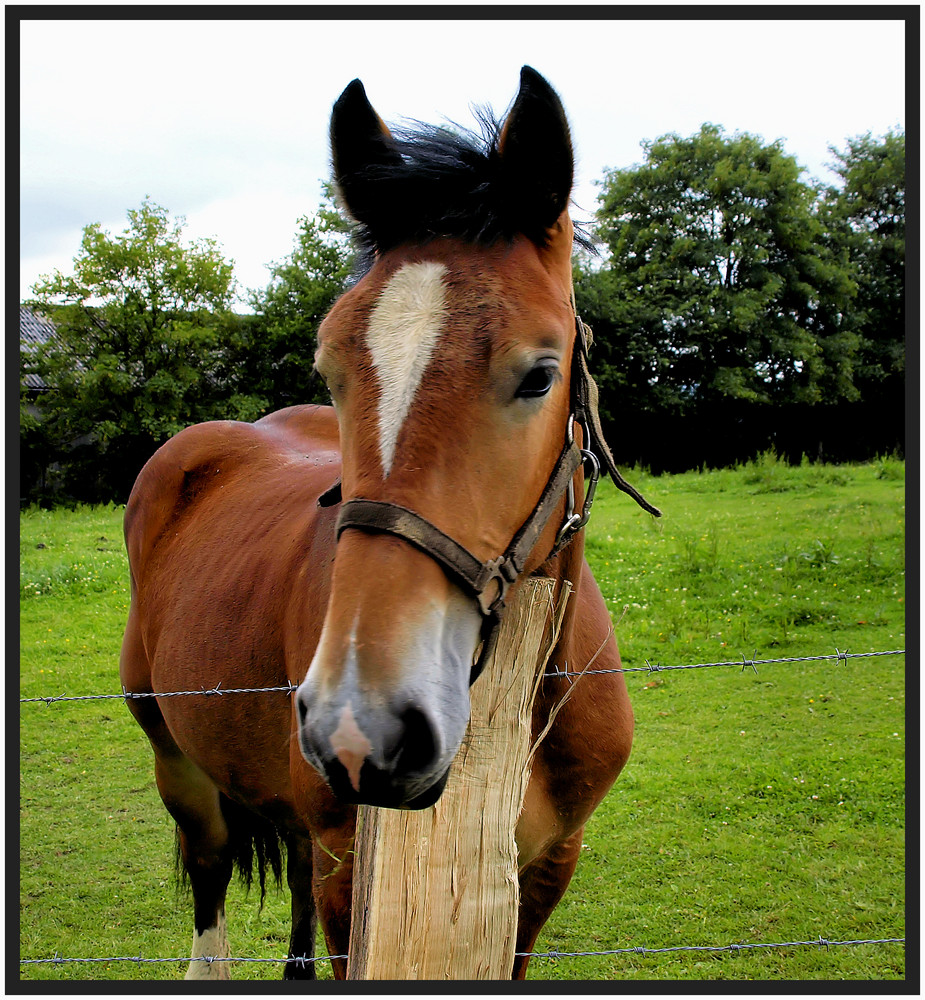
[19,13,907,306]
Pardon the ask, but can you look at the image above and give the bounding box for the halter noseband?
[321,316,661,685]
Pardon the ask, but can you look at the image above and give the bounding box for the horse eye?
[515,363,558,399]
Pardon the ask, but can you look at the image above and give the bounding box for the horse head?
[296,67,586,809]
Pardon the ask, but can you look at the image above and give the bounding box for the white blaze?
[365,261,448,476]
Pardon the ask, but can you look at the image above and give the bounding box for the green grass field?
[19,454,906,982]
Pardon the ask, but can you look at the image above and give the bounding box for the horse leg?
[130,699,234,979]
[122,613,234,978]
[511,828,584,980]
[284,833,318,980]
[155,745,235,979]
[310,824,356,980]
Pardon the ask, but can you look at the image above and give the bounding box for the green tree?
[823,130,905,408]
[583,124,858,421]
[23,198,256,502]
[242,196,353,410]
[574,124,871,469]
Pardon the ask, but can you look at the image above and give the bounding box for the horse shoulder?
[518,558,634,864]
[121,410,342,802]
[558,558,635,769]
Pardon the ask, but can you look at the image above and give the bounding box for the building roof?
[20,305,58,390]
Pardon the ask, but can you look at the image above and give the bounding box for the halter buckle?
[577,449,601,527]
[555,447,601,548]
[475,556,519,617]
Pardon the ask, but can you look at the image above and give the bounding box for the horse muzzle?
[295,678,460,809]
[294,518,483,808]
[293,583,481,809]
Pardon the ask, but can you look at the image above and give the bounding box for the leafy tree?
[582,124,858,422]
[823,131,905,408]
[23,198,256,502]
[241,195,354,410]
[572,124,881,469]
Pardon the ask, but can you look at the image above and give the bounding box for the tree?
[241,196,353,411]
[23,198,256,502]
[823,131,905,411]
[576,124,860,468]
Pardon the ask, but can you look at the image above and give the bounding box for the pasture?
[19,453,906,981]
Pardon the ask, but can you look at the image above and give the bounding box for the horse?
[119,65,659,981]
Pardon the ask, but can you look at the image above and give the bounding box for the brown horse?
[120,66,658,980]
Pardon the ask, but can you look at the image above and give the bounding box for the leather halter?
[320,316,661,685]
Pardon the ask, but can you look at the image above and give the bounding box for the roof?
[20,306,58,390]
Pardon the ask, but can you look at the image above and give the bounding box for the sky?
[18,13,908,307]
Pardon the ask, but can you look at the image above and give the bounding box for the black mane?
[335,111,592,275]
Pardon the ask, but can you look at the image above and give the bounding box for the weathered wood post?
[347,576,570,980]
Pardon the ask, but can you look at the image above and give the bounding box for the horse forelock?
[341,113,592,277]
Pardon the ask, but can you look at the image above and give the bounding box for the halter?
[319,316,661,684]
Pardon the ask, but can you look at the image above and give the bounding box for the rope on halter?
[571,304,661,519]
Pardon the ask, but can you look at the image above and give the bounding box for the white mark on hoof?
[185,912,231,980]
[365,261,448,477]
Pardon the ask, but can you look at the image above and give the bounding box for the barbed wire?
[19,648,905,705]
[546,647,906,679]
[524,936,906,960]
[19,952,342,970]
[19,682,298,706]
[19,934,905,971]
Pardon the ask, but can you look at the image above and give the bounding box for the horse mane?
[339,109,594,276]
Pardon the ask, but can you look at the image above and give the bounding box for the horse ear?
[330,79,403,227]
[498,66,574,230]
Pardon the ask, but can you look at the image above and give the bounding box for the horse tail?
[173,793,286,907]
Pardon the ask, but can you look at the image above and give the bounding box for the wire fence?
[18,935,907,972]
[19,648,907,705]
[19,646,906,977]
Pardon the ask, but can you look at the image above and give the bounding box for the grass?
[18,454,906,982]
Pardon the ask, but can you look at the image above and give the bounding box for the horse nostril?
[296,692,309,727]
[391,707,438,777]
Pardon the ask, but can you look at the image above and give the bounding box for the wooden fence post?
[346,576,570,980]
